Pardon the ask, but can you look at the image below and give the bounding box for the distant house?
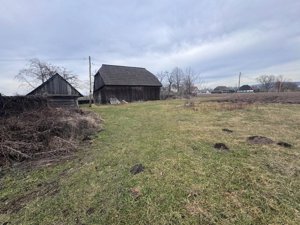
[211,86,234,94]
[190,86,200,96]
[93,64,162,104]
[27,73,83,107]
[237,85,254,93]
[199,89,211,94]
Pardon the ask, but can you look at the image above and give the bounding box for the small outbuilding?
[237,85,254,93]
[27,73,83,107]
[93,64,162,104]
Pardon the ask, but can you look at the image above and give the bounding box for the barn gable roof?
[27,73,83,97]
[94,64,162,91]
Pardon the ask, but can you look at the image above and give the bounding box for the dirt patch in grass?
[1,180,60,214]
[214,143,229,151]
[130,187,142,200]
[130,164,144,175]
[86,207,95,215]
[277,142,292,148]
[247,136,274,144]
[222,128,233,133]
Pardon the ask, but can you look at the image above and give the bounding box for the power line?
[0,59,28,62]
[0,57,89,62]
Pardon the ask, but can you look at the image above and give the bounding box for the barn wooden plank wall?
[95,86,160,104]
[31,75,79,96]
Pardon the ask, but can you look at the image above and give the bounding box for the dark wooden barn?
[27,73,83,107]
[93,64,162,104]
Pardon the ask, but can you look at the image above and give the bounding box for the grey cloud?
[0,0,300,95]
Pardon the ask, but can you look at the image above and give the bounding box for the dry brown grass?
[0,107,102,167]
[184,99,255,112]
[207,92,300,104]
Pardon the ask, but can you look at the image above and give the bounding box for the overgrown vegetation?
[0,107,101,167]
[1,97,299,224]
[0,96,48,116]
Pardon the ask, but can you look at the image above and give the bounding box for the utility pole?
[89,56,92,107]
[238,72,241,91]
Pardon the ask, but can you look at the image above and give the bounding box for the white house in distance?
[237,85,254,93]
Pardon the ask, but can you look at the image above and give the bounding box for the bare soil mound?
[0,107,102,167]
[277,142,292,148]
[247,136,274,144]
[214,143,229,151]
[130,164,145,175]
[222,128,233,133]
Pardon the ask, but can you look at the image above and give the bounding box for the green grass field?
[1,99,300,224]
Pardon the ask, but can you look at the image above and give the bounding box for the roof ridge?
[102,64,146,69]
[93,64,162,91]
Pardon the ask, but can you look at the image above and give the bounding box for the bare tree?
[172,67,183,93]
[256,75,276,92]
[282,82,299,91]
[16,58,79,88]
[274,75,286,92]
[156,71,167,84]
[59,67,79,87]
[165,71,174,94]
[182,67,199,95]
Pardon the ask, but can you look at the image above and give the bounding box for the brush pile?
[0,107,102,167]
[0,96,48,117]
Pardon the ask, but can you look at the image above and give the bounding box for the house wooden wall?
[30,75,79,96]
[94,86,160,104]
[47,96,79,108]
[27,74,82,108]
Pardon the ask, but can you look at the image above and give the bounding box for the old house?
[237,85,254,93]
[94,64,162,104]
[211,86,234,94]
[27,73,83,107]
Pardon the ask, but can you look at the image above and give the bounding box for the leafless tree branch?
[15,58,79,89]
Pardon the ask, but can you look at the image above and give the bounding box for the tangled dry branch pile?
[0,96,48,117]
[0,107,102,166]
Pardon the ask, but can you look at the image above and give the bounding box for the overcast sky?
[1,0,300,95]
